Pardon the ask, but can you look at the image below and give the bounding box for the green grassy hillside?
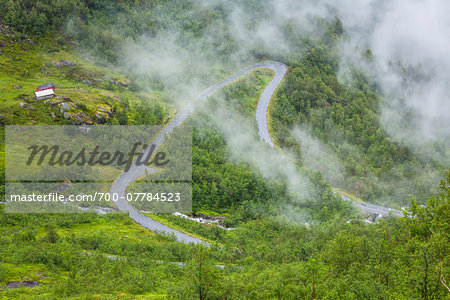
[0,23,170,126]
[0,0,449,298]
[0,207,195,299]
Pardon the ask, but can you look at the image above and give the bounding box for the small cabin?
[36,82,55,91]
[34,89,55,100]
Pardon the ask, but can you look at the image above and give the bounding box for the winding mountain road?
[111,62,287,245]
[110,61,401,245]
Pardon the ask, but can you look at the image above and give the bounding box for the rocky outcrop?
[60,102,72,112]
[103,75,116,84]
[44,95,116,124]
[97,105,114,116]
[63,112,93,125]
[94,112,109,123]
[3,280,39,289]
[19,102,35,110]
[82,79,93,86]
[52,59,76,68]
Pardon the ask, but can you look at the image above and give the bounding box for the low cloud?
[202,103,315,202]
[111,0,448,202]
[333,0,450,160]
[291,126,345,187]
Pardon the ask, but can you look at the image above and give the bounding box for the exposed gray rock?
[60,102,72,112]
[63,112,93,125]
[52,59,76,68]
[19,102,35,110]
[4,280,39,289]
[82,79,93,86]
[60,59,76,66]
[103,75,116,84]
[97,105,114,116]
[13,85,22,89]
[95,113,107,123]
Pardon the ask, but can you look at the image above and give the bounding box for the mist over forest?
[0,0,449,298]
[54,0,449,204]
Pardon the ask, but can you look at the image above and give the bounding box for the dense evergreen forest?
[0,0,448,298]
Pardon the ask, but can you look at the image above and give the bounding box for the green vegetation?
[0,24,169,126]
[0,208,191,298]
[143,212,226,245]
[271,42,445,207]
[217,69,275,118]
[0,175,448,298]
[0,0,449,299]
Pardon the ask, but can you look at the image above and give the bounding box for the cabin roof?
[37,82,55,90]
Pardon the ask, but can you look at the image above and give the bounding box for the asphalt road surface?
[340,194,403,217]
